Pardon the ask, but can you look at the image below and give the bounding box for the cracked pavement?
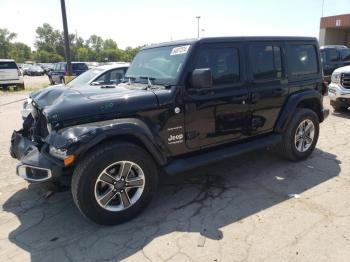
[0,93,349,262]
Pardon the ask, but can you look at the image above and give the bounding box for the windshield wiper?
[138,76,157,88]
[122,76,136,84]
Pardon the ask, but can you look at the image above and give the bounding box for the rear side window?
[340,49,350,61]
[72,63,88,70]
[252,45,282,80]
[326,49,339,62]
[195,46,240,85]
[0,62,17,69]
[287,45,318,77]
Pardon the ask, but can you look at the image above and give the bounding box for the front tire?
[278,108,319,161]
[71,142,158,225]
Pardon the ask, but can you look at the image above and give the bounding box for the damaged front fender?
[45,118,169,165]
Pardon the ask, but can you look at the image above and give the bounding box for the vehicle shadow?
[3,148,341,261]
[331,109,350,119]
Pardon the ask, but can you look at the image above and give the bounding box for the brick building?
[319,13,350,46]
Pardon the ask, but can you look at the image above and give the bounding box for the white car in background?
[328,65,350,112]
[0,59,24,90]
[21,63,129,118]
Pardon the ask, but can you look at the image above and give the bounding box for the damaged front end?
[10,105,86,183]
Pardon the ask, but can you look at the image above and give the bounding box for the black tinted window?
[340,49,350,61]
[72,63,88,70]
[95,68,126,85]
[195,46,239,85]
[0,62,17,69]
[288,45,318,76]
[253,45,282,79]
[326,49,339,62]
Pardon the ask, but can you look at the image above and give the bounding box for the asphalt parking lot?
[0,93,349,262]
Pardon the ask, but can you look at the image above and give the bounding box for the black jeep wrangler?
[10,37,329,225]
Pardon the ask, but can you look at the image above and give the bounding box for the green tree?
[35,23,63,55]
[86,35,103,52]
[33,50,63,63]
[103,39,118,50]
[9,42,32,63]
[0,28,17,58]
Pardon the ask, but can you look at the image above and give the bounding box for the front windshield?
[125,44,191,83]
[67,68,103,86]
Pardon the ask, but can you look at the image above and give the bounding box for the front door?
[184,43,250,149]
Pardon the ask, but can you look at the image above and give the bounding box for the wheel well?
[78,134,163,166]
[297,98,322,121]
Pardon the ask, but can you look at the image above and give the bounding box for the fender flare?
[274,90,323,133]
[47,118,169,166]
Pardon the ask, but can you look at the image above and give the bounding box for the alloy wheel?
[294,119,315,153]
[94,161,145,212]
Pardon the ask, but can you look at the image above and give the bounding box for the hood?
[334,65,350,74]
[30,83,159,124]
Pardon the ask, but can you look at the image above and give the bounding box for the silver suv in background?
[0,59,24,90]
[328,65,350,112]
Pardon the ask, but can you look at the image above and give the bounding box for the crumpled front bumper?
[10,130,64,182]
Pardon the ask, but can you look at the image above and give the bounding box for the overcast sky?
[1,0,350,50]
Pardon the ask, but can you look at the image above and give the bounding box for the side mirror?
[90,81,100,86]
[192,68,212,89]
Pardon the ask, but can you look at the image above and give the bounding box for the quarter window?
[252,45,282,80]
[195,46,240,85]
[288,45,318,76]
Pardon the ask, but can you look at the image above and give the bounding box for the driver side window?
[194,46,240,86]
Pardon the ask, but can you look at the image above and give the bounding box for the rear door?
[0,61,19,81]
[248,42,288,135]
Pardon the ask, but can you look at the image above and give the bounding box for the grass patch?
[0,83,49,94]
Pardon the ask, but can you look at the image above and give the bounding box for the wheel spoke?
[119,162,132,179]
[297,139,304,151]
[98,188,117,206]
[126,177,144,188]
[119,191,131,208]
[99,172,117,185]
[304,122,314,134]
[305,136,313,144]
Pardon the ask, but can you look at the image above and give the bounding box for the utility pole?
[321,0,325,17]
[60,0,72,76]
[196,16,201,38]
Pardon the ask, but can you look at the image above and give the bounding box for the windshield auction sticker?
[170,45,190,56]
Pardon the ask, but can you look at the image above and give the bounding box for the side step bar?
[164,134,282,175]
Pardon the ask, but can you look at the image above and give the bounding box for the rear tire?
[278,108,319,161]
[16,83,25,90]
[71,142,158,225]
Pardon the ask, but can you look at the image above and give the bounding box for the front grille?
[341,73,350,89]
[32,107,49,140]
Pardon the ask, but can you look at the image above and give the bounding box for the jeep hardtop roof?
[142,36,318,50]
